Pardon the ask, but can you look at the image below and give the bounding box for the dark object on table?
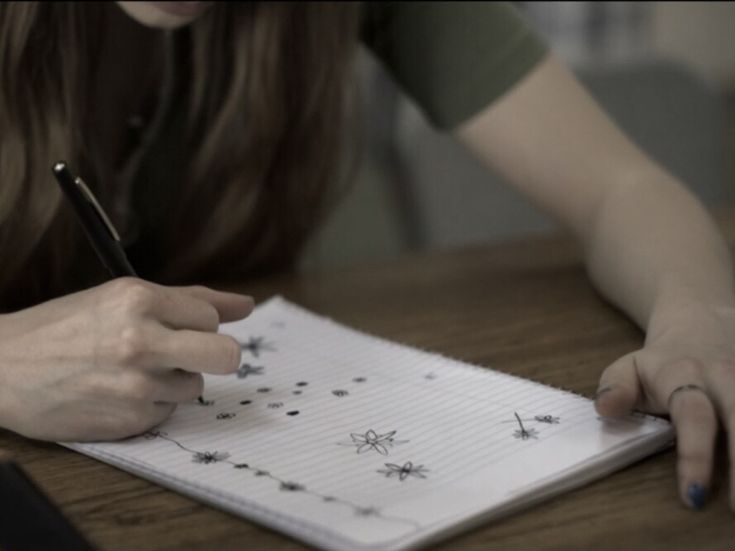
[0,458,97,551]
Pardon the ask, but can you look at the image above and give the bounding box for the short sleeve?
[361,2,549,129]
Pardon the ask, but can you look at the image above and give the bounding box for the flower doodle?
[346,429,408,455]
[377,461,430,481]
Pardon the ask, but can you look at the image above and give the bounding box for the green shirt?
[362,2,549,129]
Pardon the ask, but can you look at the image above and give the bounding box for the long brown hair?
[0,2,361,309]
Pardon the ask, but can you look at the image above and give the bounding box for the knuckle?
[667,357,703,375]
[113,279,158,315]
[120,371,157,401]
[189,285,209,295]
[709,359,735,376]
[654,357,704,389]
[202,304,221,332]
[115,326,152,365]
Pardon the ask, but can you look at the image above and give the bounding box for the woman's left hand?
[595,281,735,511]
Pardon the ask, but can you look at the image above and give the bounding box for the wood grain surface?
[2,224,735,550]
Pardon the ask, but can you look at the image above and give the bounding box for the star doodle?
[236,363,265,379]
[377,461,430,481]
[239,336,276,358]
[192,451,230,464]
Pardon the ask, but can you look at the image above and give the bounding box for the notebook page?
[63,296,673,550]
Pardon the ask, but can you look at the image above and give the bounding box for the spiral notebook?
[62,296,674,550]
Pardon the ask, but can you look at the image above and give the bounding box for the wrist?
[646,274,735,341]
[655,273,735,310]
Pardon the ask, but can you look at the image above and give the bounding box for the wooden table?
[3,229,735,550]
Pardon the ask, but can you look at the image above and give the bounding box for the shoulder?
[360,2,550,129]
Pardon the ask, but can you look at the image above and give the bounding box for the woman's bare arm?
[454,53,735,510]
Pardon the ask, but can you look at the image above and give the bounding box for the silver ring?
[667,384,708,409]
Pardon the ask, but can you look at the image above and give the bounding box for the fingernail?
[594,387,613,400]
[687,483,707,510]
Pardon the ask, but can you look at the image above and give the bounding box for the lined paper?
[64,296,673,550]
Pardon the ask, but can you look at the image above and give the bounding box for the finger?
[111,278,222,332]
[177,286,255,323]
[700,362,735,510]
[155,329,241,375]
[668,386,717,510]
[103,402,177,441]
[595,352,641,417]
[150,370,204,403]
[648,357,714,510]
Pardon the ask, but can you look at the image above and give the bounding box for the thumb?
[595,351,642,417]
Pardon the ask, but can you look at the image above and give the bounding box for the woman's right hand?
[0,277,253,442]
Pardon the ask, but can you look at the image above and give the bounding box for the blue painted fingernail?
[687,483,707,510]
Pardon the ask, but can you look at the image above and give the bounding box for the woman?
[0,1,732,512]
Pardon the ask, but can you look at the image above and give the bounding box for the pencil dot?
[353,377,366,383]
[240,400,252,405]
[332,390,349,397]
[267,402,283,409]
[296,381,308,387]
[292,390,302,395]
[287,410,300,416]
[257,387,271,393]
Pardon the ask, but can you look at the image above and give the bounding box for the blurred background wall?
[301,1,735,272]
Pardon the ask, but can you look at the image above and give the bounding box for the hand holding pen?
[0,163,254,442]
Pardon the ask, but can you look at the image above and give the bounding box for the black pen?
[52,161,137,278]
[53,161,208,405]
